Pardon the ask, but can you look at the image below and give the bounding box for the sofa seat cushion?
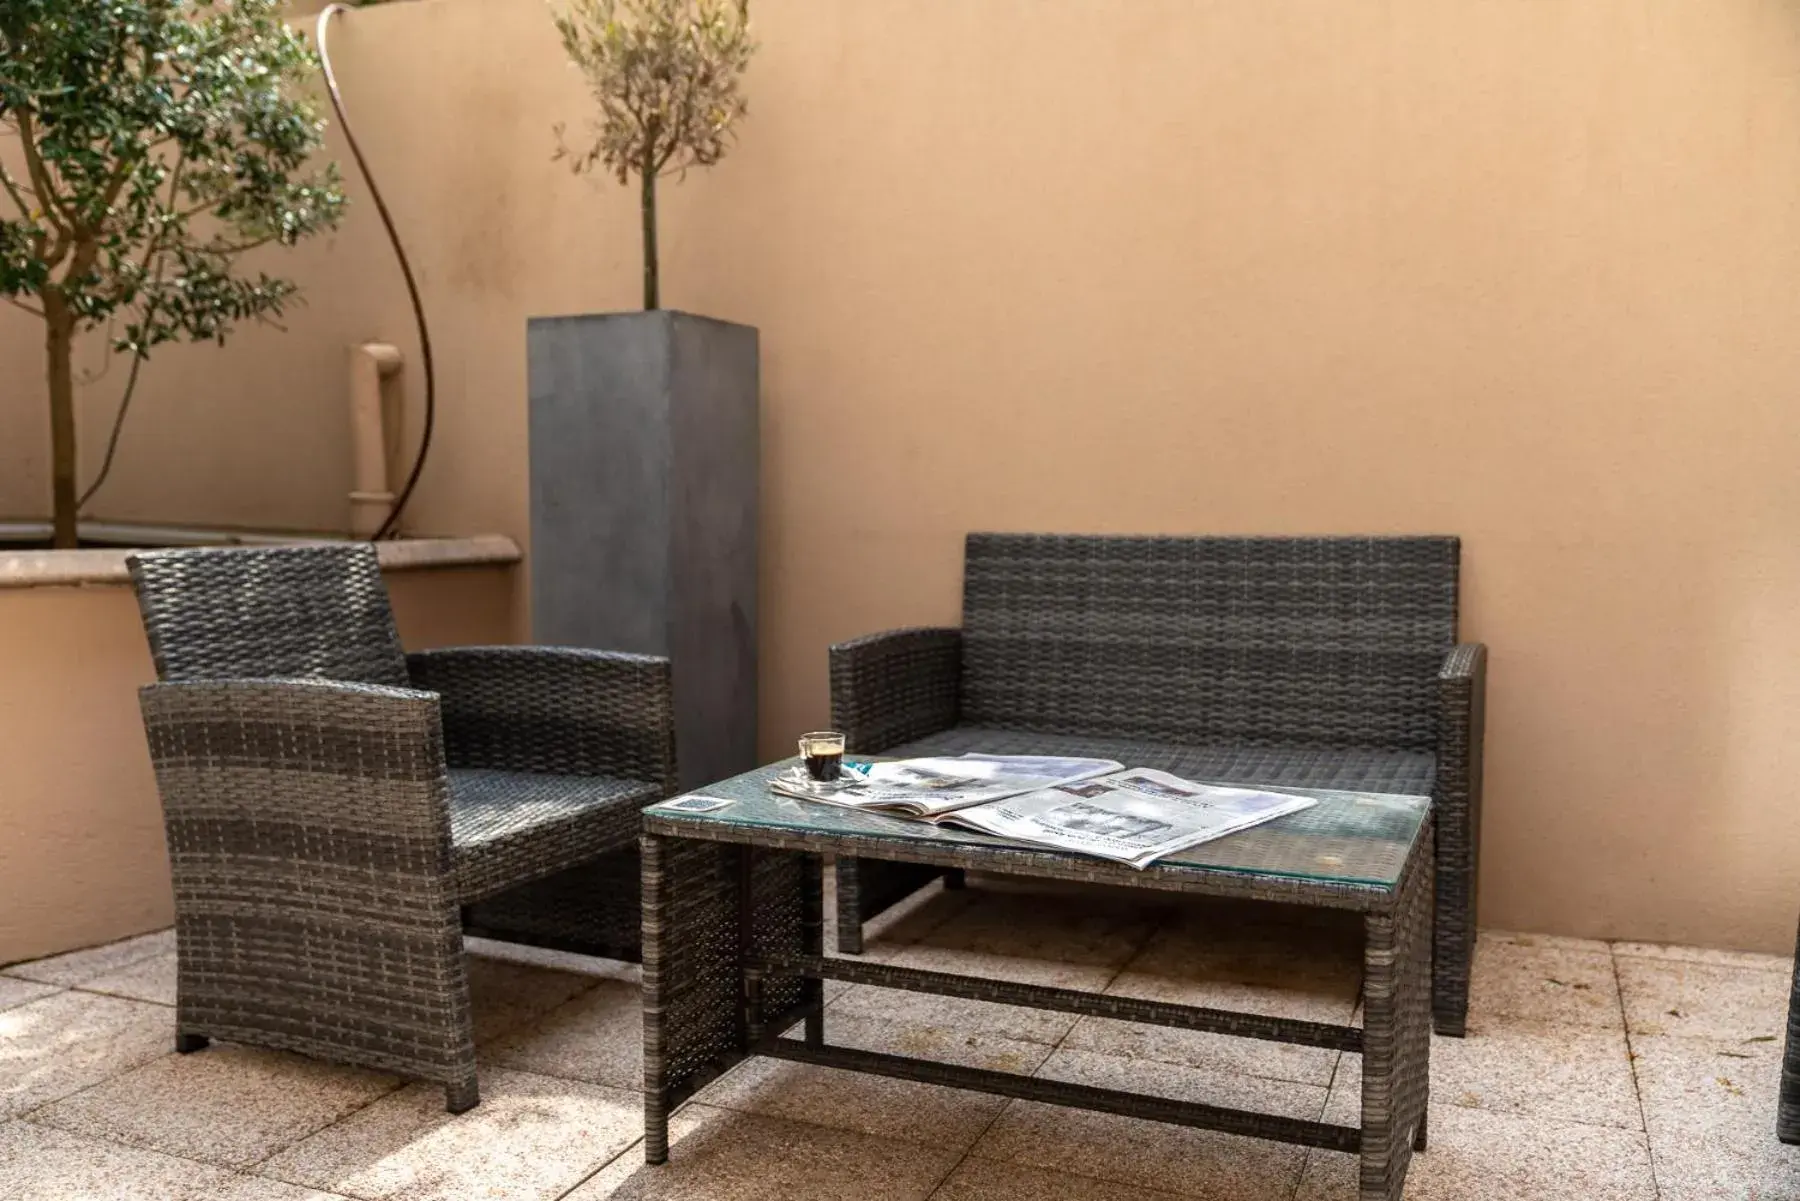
[448,768,658,903]
[880,726,1437,797]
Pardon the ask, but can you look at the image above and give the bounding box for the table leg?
[1360,845,1432,1201]
[641,833,671,1165]
[1361,908,1400,1201]
[801,853,825,1046]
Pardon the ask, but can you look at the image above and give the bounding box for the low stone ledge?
[0,534,521,590]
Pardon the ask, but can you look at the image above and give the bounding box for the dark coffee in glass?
[798,731,845,782]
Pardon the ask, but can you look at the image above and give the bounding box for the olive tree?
[550,0,753,310]
[0,0,344,548]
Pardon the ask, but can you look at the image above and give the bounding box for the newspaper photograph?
[938,769,1318,868]
[770,753,1122,818]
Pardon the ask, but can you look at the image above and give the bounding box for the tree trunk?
[641,151,659,311]
[43,290,79,550]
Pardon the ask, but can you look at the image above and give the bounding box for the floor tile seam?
[923,1156,1197,1201]
[1610,946,1663,1199]
[0,939,173,988]
[1012,902,1179,1118]
[920,1095,1034,1201]
[16,1107,373,1195]
[1049,906,1175,1058]
[1464,1010,1633,1036]
[1419,1096,1669,1140]
[1050,910,1358,1093]
[1622,1028,1786,1054]
[809,1011,1070,1055]
[694,1058,1019,1156]
[1094,904,1176,996]
[881,879,982,949]
[955,1143,1266,1201]
[645,1090,1010,1193]
[0,968,64,985]
[472,976,607,1049]
[250,1152,388,1201]
[1433,1098,1654,1134]
[1098,975,1364,1010]
[18,1069,413,1178]
[243,1064,644,1193]
[1608,945,1793,974]
[965,903,1319,1201]
[479,1051,646,1093]
[1483,941,1615,961]
[1289,1043,1346,1201]
[548,1134,649,1201]
[0,983,68,1014]
[65,983,175,1007]
[1047,1043,1344,1092]
[10,1039,182,1124]
[231,1075,413,1177]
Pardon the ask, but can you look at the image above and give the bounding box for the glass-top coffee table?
[640,760,1432,1201]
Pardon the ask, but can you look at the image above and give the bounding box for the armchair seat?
[449,768,661,902]
[877,726,1437,797]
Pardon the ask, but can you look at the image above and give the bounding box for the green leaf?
[0,0,344,342]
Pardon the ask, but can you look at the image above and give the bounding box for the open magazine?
[771,755,1316,869]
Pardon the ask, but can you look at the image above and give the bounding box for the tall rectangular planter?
[527,310,758,791]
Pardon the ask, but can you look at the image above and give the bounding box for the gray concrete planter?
[527,310,759,790]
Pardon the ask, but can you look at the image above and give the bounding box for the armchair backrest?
[959,534,1459,751]
[128,544,410,686]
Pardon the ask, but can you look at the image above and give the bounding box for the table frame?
[641,813,1432,1201]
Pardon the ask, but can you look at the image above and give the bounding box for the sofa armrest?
[406,646,676,792]
[829,627,962,754]
[140,676,457,879]
[1437,642,1487,826]
[1432,642,1487,1034]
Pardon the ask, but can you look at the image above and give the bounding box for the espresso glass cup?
[798,730,846,782]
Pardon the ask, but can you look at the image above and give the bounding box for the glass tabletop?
[646,759,1429,889]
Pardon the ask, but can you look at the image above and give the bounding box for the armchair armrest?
[1432,642,1487,1035]
[139,676,456,880]
[138,676,476,1104]
[829,627,962,754]
[406,646,675,792]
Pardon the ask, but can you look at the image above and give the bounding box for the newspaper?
[770,753,1121,817]
[941,769,1317,868]
[771,755,1316,869]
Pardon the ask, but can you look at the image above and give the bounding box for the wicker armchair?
[830,533,1486,1038]
[129,544,675,1112]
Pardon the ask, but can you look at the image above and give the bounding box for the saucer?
[777,765,857,792]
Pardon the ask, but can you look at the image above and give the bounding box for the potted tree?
[0,0,344,549]
[530,0,759,790]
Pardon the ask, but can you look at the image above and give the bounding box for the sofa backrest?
[959,534,1459,751]
[128,544,411,687]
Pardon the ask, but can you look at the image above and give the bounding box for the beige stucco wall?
[0,566,516,966]
[4,0,1800,951]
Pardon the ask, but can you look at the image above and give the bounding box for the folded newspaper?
[770,754,1316,869]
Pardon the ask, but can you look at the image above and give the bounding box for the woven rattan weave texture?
[1780,919,1800,1142]
[641,774,1433,1199]
[130,544,675,1111]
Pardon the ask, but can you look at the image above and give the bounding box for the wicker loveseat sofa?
[829,533,1487,1036]
[129,544,675,1111]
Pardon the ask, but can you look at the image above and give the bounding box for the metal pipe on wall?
[348,341,404,537]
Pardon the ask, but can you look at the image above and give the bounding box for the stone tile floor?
[1,878,1795,1200]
